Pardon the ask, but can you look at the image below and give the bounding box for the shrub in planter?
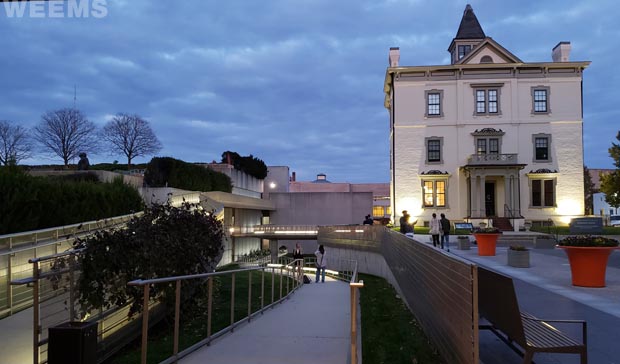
[557,235,620,287]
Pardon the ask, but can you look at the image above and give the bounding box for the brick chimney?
[552,42,571,62]
[389,47,400,67]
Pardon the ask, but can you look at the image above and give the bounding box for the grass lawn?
[105,265,295,364]
[359,273,444,364]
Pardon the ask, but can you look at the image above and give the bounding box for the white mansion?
[384,4,590,229]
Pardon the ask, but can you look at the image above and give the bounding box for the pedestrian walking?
[429,213,441,247]
[363,214,374,225]
[440,213,451,251]
[314,245,327,283]
[292,242,304,279]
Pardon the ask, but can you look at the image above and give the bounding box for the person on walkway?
[399,210,410,234]
[440,213,451,251]
[314,245,327,283]
[292,242,304,279]
[363,214,374,225]
[429,213,441,247]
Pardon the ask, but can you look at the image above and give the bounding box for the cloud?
[2,0,619,178]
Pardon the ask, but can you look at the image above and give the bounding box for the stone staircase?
[492,217,513,232]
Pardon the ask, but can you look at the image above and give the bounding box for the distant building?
[384,4,590,229]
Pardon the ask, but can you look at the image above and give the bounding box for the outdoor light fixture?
[269,182,277,189]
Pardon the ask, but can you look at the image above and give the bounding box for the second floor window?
[475,88,500,115]
[476,137,500,155]
[534,136,550,161]
[425,137,443,164]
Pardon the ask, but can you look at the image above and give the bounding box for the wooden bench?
[478,267,587,363]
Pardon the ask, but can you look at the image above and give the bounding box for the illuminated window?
[422,180,447,207]
[373,206,385,216]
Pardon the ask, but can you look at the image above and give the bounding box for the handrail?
[0,212,142,250]
[128,263,303,364]
[349,260,364,364]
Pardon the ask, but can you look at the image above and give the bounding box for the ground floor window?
[423,179,446,207]
[531,179,555,207]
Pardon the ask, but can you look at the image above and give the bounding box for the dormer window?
[458,45,472,60]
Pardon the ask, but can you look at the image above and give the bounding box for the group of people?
[399,210,451,251]
[292,242,327,283]
[430,213,451,251]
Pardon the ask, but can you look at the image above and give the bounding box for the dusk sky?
[1,0,618,183]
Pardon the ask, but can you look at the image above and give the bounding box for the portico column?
[479,174,486,217]
[469,173,477,217]
[504,175,512,217]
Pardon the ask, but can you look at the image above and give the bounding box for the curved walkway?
[180,276,354,364]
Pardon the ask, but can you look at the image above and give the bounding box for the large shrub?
[144,157,232,192]
[221,151,268,179]
[74,202,225,316]
[0,168,143,235]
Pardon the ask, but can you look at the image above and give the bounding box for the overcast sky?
[1,0,618,182]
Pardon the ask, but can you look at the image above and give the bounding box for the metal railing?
[1,213,142,319]
[349,261,364,364]
[127,259,304,364]
[11,247,161,364]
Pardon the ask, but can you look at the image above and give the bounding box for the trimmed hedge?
[144,157,232,192]
[221,151,268,179]
[0,168,143,235]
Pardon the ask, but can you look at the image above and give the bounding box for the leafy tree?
[600,131,620,209]
[0,120,32,165]
[583,166,595,215]
[102,113,162,170]
[74,202,225,316]
[221,151,268,179]
[33,108,99,167]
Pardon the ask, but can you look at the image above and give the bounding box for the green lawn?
[359,273,444,364]
[105,265,295,364]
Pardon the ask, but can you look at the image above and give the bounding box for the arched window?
[480,55,493,63]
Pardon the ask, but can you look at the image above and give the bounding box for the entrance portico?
[463,157,525,219]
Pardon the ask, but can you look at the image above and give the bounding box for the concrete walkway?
[180,276,354,364]
[0,308,33,364]
[433,234,620,364]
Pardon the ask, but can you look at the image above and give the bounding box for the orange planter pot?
[473,233,500,256]
[557,246,618,287]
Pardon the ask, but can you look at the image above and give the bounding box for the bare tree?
[33,108,99,167]
[102,113,162,169]
[0,120,32,166]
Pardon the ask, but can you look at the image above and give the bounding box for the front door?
[485,182,495,216]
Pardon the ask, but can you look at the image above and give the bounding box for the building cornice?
[383,61,590,109]
[387,61,590,74]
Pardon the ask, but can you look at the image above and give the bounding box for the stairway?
[492,217,513,232]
